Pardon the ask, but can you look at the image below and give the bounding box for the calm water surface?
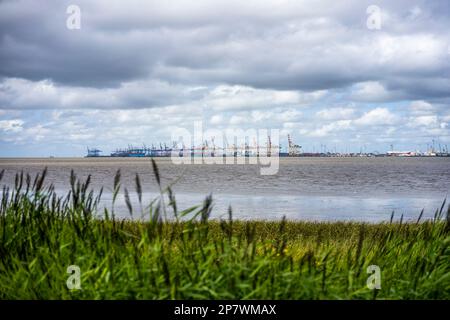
[1,157,449,222]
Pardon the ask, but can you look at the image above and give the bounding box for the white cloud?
[229,115,247,125]
[409,100,434,115]
[210,114,224,125]
[0,78,198,110]
[305,107,400,138]
[373,34,446,72]
[308,120,352,137]
[275,109,303,122]
[0,78,326,113]
[316,107,355,120]
[354,108,398,126]
[0,119,24,133]
[409,115,438,127]
[205,85,319,111]
[351,82,392,102]
[24,125,51,141]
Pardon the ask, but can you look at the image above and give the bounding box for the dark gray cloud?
[0,0,449,96]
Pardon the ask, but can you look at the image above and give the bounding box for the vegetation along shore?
[0,160,449,299]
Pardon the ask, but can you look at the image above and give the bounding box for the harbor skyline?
[86,136,449,158]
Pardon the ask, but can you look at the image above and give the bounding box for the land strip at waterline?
[0,162,449,299]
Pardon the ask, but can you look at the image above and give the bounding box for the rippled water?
[1,157,449,222]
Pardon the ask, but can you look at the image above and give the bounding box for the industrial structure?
[86,148,102,157]
[287,134,302,156]
[86,137,449,158]
[87,135,281,158]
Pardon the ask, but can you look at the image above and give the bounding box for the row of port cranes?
[175,135,280,157]
[87,136,282,158]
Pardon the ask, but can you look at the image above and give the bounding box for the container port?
[86,137,450,158]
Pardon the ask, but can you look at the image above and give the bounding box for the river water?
[1,157,449,222]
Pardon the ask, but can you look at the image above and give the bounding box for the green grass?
[0,161,449,299]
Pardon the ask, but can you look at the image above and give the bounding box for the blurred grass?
[0,161,449,299]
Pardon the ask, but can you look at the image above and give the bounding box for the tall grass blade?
[135,173,142,205]
[124,187,133,217]
[151,158,161,187]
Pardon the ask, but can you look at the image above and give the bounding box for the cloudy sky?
[0,0,449,156]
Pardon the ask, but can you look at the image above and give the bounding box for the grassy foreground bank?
[0,163,449,299]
